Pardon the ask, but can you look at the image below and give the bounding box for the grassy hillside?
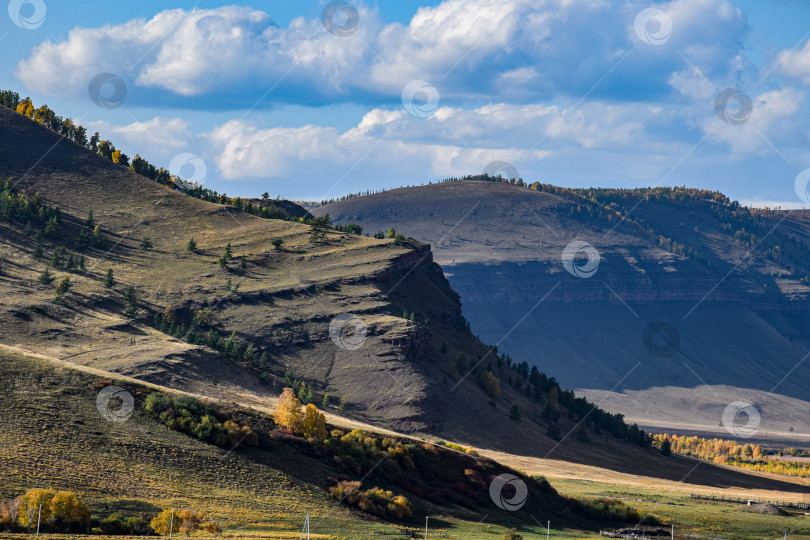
[316,179,810,440]
[0,350,658,538]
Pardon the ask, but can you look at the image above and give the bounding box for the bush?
[328,481,412,519]
[143,391,257,449]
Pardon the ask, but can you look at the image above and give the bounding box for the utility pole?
[547,520,550,539]
[36,504,42,536]
[300,511,310,540]
[169,508,174,538]
[671,523,674,540]
[425,516,428,540]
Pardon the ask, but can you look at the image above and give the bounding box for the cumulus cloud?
[776,40,810,84]
[15,0,750,108]
[702,88,803,154]
[203,100,673,186]
[87,116,192,158]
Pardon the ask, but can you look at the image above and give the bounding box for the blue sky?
[3,0,810,206]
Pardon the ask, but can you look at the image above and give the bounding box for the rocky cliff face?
[316,181,810,435]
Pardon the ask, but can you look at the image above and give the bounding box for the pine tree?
[33,243,43,258]
[298,382,313,404]
[86,210,94,228]
[271,238,284,250]
[103,269,115,288]
[224,243,232,259]
[50,248,63,268]
[123,286,137,317]
[240,256,247,269]
[186,238,197,252]
[140,237,153,250]
[322,394,330,408]
[79,255,85,270]
[37,267,55,285]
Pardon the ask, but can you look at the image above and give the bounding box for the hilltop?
[316,179,810,441]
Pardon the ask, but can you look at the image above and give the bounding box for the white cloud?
[702,88,803,153]
[86,116,192,158]
[15,0,751,108]
[204,100,673,184]
[776,40,810,84]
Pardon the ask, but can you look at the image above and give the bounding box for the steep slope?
[316,180,810,440]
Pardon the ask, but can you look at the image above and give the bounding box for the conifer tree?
[103,269,115,288]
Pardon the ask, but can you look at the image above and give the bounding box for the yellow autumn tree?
[178,509,201,536]
[49,491,90,528]
[300,404,328,440]
[480,371,501,398]
[19,489,54,529]
[273,388,304,433]
[150,509,175,535]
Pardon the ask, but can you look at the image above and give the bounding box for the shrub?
[329,481,412,519]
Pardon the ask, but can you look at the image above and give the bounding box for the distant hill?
[316,179,810,441]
